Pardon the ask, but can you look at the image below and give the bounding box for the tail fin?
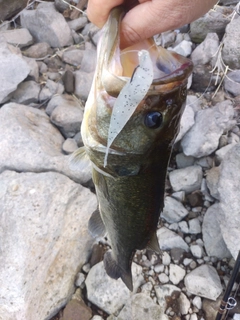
[103,251,133,291]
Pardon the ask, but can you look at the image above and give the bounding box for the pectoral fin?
[88,208,106,238]
[70,147,91,169]
[147,232,162,254]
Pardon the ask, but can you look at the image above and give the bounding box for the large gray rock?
[202,203,231,259]
[20,2,73,48]
[0,41,30,103]
[0,0,27,21]
[184,265,222,300]
[50,100,84,138]
[0,28,33,48]
[75,70,94,101]
[116,293,168,320]
[190,6,233,43]
[0,103,91,184]
[0,170,97,320]
[222,17,240,69]
[224,70,240,97]
[191,33,219,66]
[181,100,235,158]
[175,104,195,143]
[217,143,240,259]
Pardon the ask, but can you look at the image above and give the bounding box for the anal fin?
[88,209,106,238]
[103,251,133,291]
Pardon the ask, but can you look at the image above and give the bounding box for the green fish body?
[75,7,193,290]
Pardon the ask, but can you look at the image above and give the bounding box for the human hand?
[87,0,218,48]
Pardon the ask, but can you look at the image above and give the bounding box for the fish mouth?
[100,6,193,97]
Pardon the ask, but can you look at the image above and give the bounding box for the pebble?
[157,227,189,252]
[192,296,202,310]
[162,252,171,266]
[190,245,204,259]
[169,264,186,285]
[169,166,203,194]
[184,264,222,300]
[158,273,170,284]
[161,196,188,223]
[62,138,78,154]
[75,273,85,288]
[188,218,201,234]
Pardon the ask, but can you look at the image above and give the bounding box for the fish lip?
[100,6,193,97]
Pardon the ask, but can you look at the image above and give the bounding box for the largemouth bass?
[74,7,193,291]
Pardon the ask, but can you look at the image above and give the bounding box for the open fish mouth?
[100,7,192,98]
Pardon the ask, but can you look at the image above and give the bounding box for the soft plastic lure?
[104,49,154,167]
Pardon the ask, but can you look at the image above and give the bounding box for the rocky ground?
[1,0,240,320]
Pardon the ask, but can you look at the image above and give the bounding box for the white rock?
[192,296,202,309]
[190,245,203,258]
[171,40,193,57]
[176,153,195,169]
[175,104,195,143]
[20,3,73,47]
[178,292,191,315]
[169,264,186,285]
[92,316,104,320]
[85,262,144,314]
[217,143,240,259]
[191,33,219,66]
[157,227,189,252]
[0,41,30,103]
[188,218,201,234]
[171,191,185,202]
[206,167,220,200]
[162,252,171,266]
[184,264,222,300]
[116,293,168,320]
[169,166,203,193]
[75,273,85,288]
[161,196,188,223]
[202,203,231,259]
[158,273,169,284]
[190,313,198,320]
[181,101,235,158]
[0,171,97,320]
[140,281,153,295]
[178,221,189,234]
[155,284,181,311]
[0,103,91,184]
[154,264,164,273]
[215,142,238,163]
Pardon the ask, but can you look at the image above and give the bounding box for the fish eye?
[144,111,162,129]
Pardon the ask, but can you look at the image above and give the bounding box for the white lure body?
[104,49,154,167]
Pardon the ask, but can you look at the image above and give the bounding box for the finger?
[120,0,217,48]
[87,0,124,27]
